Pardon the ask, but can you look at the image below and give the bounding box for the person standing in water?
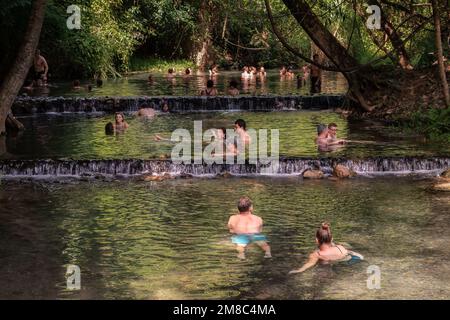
[234,119,251,145]
[200,79,218,96]
[228,196,272,260]
[33,49,48,86]
[227,79,240,96]
[310,54,322,94]
[289,222,364,274]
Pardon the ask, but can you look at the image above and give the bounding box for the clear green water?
[21,70,347,97]
[1,177,449,299]
[2,112,449,160]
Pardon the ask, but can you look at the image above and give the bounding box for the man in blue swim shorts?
[227,196,272,260]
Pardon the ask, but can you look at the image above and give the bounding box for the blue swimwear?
[346,254,362,265]
[231,233,268,245]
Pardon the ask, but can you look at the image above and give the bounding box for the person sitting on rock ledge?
[136,104,156,119]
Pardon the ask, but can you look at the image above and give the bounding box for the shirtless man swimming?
[316,123,346,146]
[227,196,272,260]
[33,50,48,86]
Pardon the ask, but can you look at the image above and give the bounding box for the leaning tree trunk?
[0,0,47,135]
[281,0,374,111]
[369,0,413,69]
[432,0,450,107]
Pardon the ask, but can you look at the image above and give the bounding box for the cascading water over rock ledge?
[12,95,348,114]
[0,157,448,177]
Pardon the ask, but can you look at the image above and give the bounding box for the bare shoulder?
[254,215,263,224]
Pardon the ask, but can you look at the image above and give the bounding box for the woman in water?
[289,222,363,274]
[114,112,129,131]
[227,79,240,96]
[200,79,218,96]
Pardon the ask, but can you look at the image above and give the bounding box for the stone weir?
[0,157,448,177]
[12,95,348,114]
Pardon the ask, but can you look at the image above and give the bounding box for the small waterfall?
[0,157,448,177]
[13,95,347,115]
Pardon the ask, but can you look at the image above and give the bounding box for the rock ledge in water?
[302,169,324,179]
[333,164,356,178]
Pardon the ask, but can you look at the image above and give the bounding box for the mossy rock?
[302,169,324,179]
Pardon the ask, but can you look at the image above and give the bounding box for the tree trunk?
[354,2,402,66]
[0,135,6,157]
[0,0,47,135]
[369,0,413,69]
[193,0,213,71]
[432,0,450,107]
[281,0,374,111]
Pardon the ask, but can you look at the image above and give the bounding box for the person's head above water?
[229,79,238,89]
[206,79,214,88]
[105,122,114,135]
[237,196,253,213]
[234,119,247,131]
[73,80,80,87]
[168,68,174,74]
[96,79,103,87]
[316,222,332,245]
[115,112,125,124]
[185,68,191,75]
[328,123,338,135]
[317,123,327,135]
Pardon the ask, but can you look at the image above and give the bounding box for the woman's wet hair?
[237,196,252,213]
[229,79,238,88]
[207,79,214,88]
[168,68,174,74]
[105,122,114,135]
[316,222,332,245]
[220,127,227,138]
[185,68,191,75]
[235,119,246,130]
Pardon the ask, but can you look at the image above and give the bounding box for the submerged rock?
[216,171,232,178]
[142,173,174,182]
[432,182,450,192]
[440,169,450,179]
[302,169,324,179]
[177,173,193,179]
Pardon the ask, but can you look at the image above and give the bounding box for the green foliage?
[404,107,450,142]
[0,0,444,78]
[128,57,195,73]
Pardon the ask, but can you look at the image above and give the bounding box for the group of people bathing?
[24,49,104,93]
[228,196,364,273]
[280,54,323,94]
[104,108,251,158]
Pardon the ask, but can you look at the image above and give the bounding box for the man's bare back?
[228,213,262,235]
